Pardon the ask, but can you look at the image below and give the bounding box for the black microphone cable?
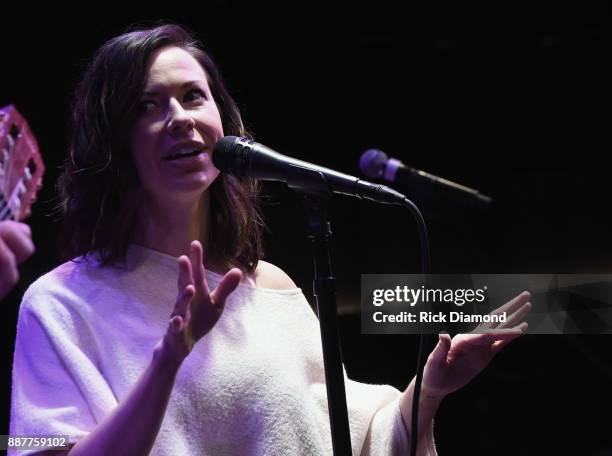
[360,148,435,456]
[401,197,432,456]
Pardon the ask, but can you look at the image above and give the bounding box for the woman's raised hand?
[161,240,242,362]
[421,291,532,399]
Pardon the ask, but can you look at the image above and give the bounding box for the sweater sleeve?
[362,395,437,456]
[344,377,437,456]
[8,284,117,455]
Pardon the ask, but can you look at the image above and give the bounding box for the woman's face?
[130,46,223,203]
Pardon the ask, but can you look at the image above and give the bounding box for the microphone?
[359,149,492,207]
[213,136,406,205]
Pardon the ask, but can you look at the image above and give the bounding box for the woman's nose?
[167,99,195,136]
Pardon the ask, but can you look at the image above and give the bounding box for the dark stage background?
[2,2,611,455]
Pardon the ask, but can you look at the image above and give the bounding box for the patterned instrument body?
[0,105,45,221]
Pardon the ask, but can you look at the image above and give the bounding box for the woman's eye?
[184,89,206,103]
[138,100,157,113]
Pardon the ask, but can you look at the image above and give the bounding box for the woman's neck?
[132,192,210,258]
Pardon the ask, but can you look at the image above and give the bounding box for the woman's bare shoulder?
[251,260,298,290]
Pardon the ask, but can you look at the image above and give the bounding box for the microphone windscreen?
[359,149,388,179]
[212,135,240,170]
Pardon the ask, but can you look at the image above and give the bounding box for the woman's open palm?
[162,241,242,361]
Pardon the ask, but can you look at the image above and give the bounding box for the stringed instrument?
[0,105,45,221]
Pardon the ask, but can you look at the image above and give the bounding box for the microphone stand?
[290,169,353,456]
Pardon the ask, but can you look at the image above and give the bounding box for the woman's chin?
[165,169,218,195]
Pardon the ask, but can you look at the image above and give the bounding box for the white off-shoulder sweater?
[10,245,436,455]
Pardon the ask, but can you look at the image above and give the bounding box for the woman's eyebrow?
[142,80,205,97]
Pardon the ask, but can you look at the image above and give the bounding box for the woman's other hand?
[0,221,35,300]
[421,291,532,399]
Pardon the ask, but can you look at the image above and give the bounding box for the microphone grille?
[212,135,240,171]
[359,149,388,179]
